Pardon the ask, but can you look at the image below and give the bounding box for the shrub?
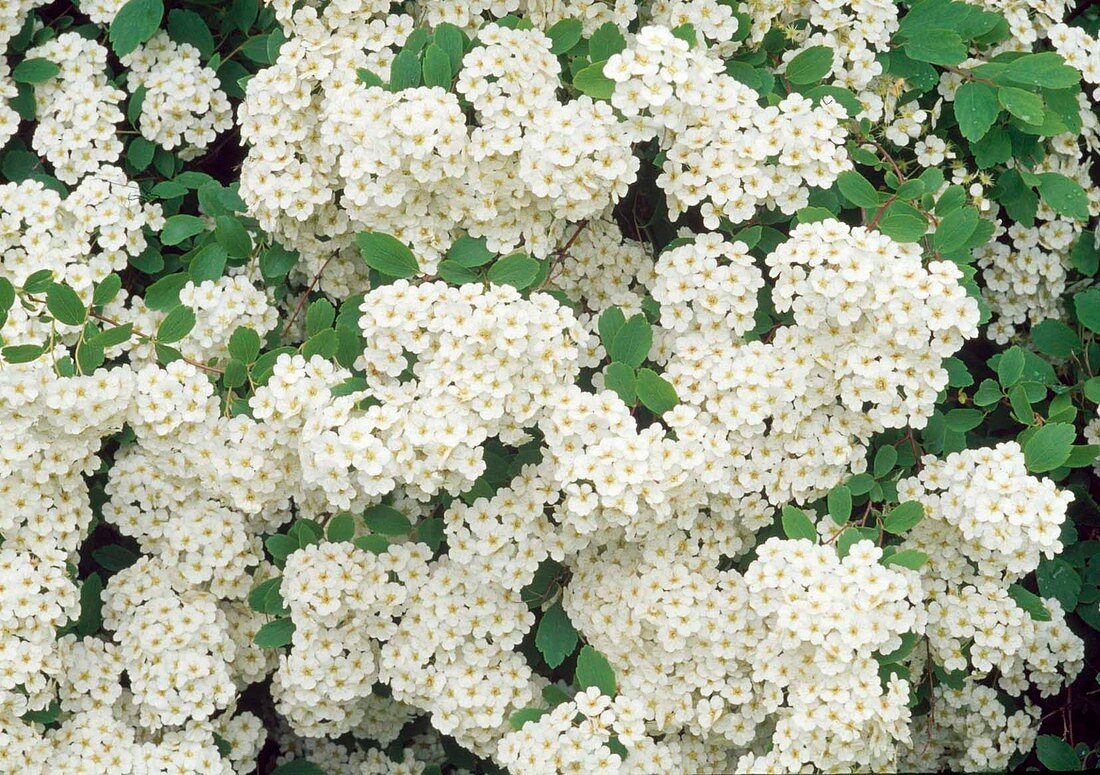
[1,1,1098,772]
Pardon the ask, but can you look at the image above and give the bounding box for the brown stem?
[24,294,225,376]
[282,252,337,338]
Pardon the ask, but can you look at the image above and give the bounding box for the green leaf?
[1035,735,1081,771]
[882,501,924,535]
[188,244,227,283]
[877,632,919,663]
[971,130,1011,168]
[446,236,495,268]
[167,9,215,57]
[1069,231,1098,276]
[873,446,898,478]
[535,603,578,669]
[597,307,626,348]
[933,207,980,253]
[253,617,295,648]
[0,277,14,314]
[781,505,817,542]
[509,708,548,730]
[487,253,540,290]
[109,0,164,58]
[302,328,337,359]
[876,201,927,242]
[547,18,583,54]
[305,298,335,337]
[261,243,298,281]
[77,340,105,373]
[1066,445,1099,468]
[21,701,60,727]
[364,504,412,535]
[3,344,47,364]
[944,408,983,432]
[635,368,677,414]
[326,513,356,543]
[943,357,972,388]
[588,23,626,61]
[88,323,134,349]
[23,270,54,295]
[904,31,966,66]
[1037,173,1090,221]
[573,60,614,99]
[992,169,1038,226]
[1001,53,1080,89]
[882,550,929,570]
[1031,319,1080,357]
[437,260,480,285]
[608,314,652,367]
[357,67,384,87]
[248,577,287,615]
[46,283,86,326]
[271,760,325,775]
[827,485,852,525]
[1037,558,1081,611]
[1008,583,1051,621]
[996,346,1025,387]
[389,48,421,90]
[422,44,453,89]
[354,534,390,554]
[11,57,60,83]
[997,86,1044,125]
[157,305,196,344]
[575,646,616,696]
[416,517,444,551]
[356,231,419,278]
[222,359,247,389]
[785,46,834,85]
[1074,288,1100,332]
[161,214,205,246]
[433,24,465,70]
[92,544,139,572]
[215,216,252,259]
[1023,422,1076,473]
[603,362,636,405]
[836,170,880,209]
[1085,377,1100,404]
[75,573,103,637]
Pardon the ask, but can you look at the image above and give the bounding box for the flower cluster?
[27,33,126,184]
[607,26,851,226]
[121,33,233,157]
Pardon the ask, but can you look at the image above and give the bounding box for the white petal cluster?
[1050,22,1100,99]
[498,687,702,774]
[273,540,431,737]
[0,172,161,294]
[26,33,125,184]
[356,281,589,499]
[654,221,978,507]
[379,559,542,756]
[897,443,1083,696]
[240,16,636,283]
[2,2,1095,772]
[121,274,279,366]
[122,33,234,157]
[563,534,922,773]
[743,0,897,89]
[606,26,851,226]
[0,63,18,149]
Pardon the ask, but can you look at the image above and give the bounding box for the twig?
[24,293,224,375]
[282,252,337,338]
